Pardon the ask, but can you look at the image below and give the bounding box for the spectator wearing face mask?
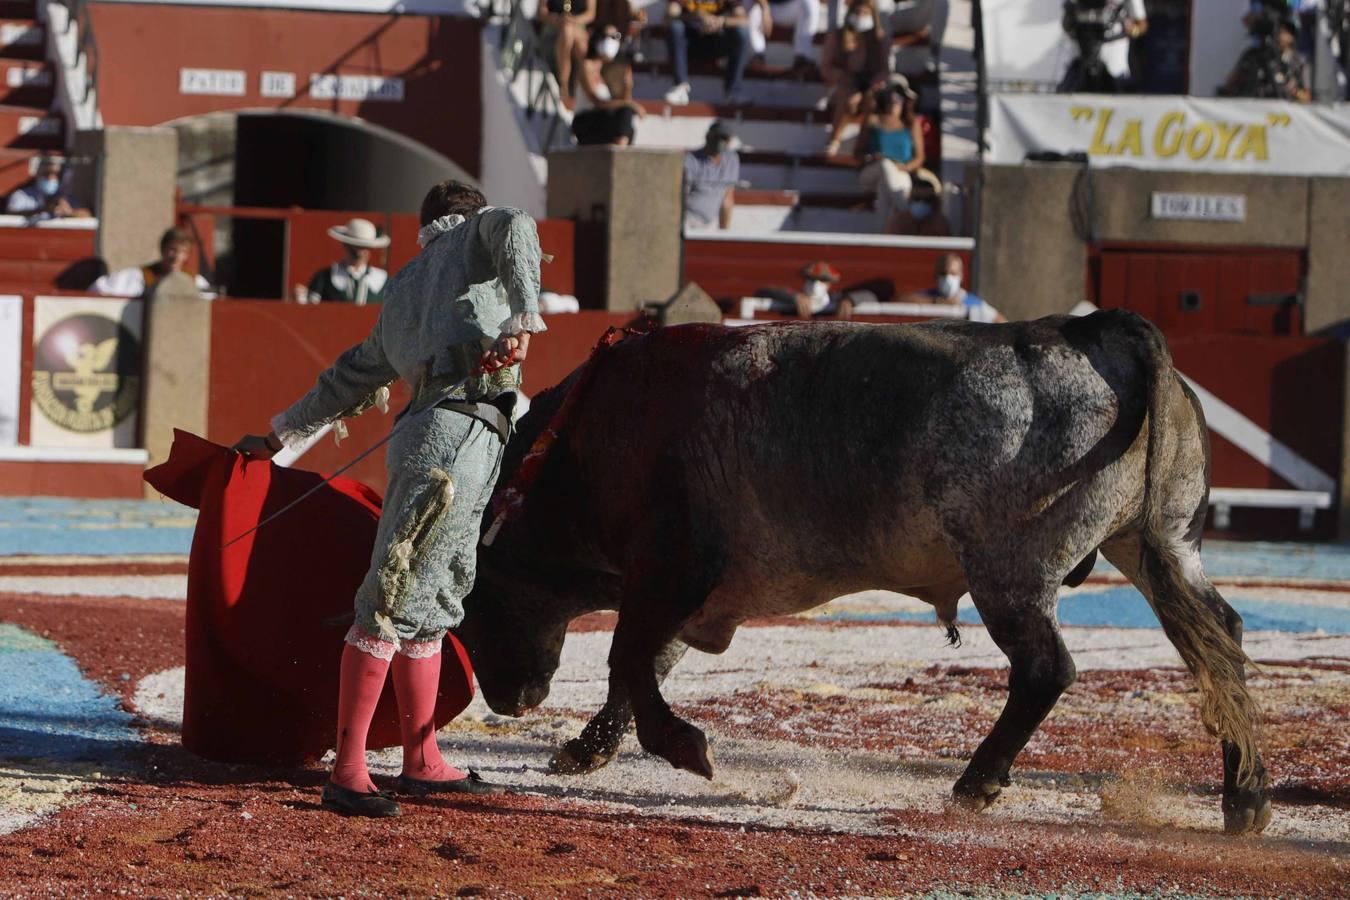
[822,0,889,157]
[571,26,646,146]
[750,261,850,317]
[683,120,740,231]
[6,156,91,222]
[903,253,1004,322]
[884,175,950,236]
[592,0,646,100]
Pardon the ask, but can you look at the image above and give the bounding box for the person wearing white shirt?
[91,228,211,298]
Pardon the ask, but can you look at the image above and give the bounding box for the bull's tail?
[1132,317,1262,785]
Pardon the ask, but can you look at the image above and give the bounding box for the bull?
[455,312,1271,835]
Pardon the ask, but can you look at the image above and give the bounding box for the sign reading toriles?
[988,95,1350,176]
[1151,192,1246,222]
[29,297,144,448]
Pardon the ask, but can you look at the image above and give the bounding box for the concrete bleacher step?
[633,70,829,108]
[0,18,43,61]
[0,59,52,108]
[0,147,45,194]
[633,107,850,157]
[0,103,63,150]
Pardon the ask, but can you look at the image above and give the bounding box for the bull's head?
[455,557,573,717]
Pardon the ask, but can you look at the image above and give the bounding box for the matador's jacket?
[270,207,548,659]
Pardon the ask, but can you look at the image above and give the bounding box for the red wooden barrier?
[206,305,633,494]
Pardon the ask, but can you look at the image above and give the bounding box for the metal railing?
[499,0,570,152]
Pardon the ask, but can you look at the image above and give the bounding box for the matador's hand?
[232,432,281,459]
[481,332,531,372]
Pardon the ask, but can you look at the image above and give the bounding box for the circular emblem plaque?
[31,313,141,433]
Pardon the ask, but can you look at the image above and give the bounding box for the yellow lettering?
[1154,111,1185,157]
[1116,119,1143,156]
[1235,125,1269,161]
[1088,109,1115,155]
[1186,122,1215,160]
[1214,122,1243,160]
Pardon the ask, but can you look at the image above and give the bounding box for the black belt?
[436,398,513,443]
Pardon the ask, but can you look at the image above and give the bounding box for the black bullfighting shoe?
[394,770,506,796]
[320,781,402,818]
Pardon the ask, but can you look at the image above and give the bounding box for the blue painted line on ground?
[821,586,1350,635]
[0,623,139,762]
[0,497,196,556]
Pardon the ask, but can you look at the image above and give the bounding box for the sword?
[220,372,479,550]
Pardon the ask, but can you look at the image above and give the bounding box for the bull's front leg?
[609,609,715,779]
[549,639,689,775]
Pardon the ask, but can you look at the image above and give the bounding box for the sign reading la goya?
[30,296,144,448]
[989,94,1350,177]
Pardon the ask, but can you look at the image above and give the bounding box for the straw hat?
[327,218,390,249]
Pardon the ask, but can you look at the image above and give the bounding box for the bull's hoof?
[548,738,618,776]
[951,777,1002,812]
[643,719,715,779]
[1223,796,1273,836]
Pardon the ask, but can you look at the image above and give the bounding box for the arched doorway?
[167,109,478,298]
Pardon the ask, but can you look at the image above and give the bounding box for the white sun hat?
[327,218,390,249]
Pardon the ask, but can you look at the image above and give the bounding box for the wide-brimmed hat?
[327,218,390,249]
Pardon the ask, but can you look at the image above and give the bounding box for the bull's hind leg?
[549,639,690,775]
[952,581,1076,810]
[1102,536,1272,835]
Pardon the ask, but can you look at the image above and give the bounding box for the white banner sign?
[0,295,19,446]
[989,95,1350,176]
[30,297,144,449]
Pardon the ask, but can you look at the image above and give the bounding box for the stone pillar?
[546,147,684,312]
[75,126,179,272]
[974,163,1086,322]
[140,278,212,495]
[1306,177,1350,335]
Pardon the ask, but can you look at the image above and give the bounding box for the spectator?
[6,156,91,221]
[753,261,851,317]
[903,253,1004,322]
[571,26,645,146]
[539,0,596,104]
[592,0,646,100]
[1099,0,1148,85]
[746,0,820,69]
[1223,16,1311,100]
[683,120,740,231]
[854,78,926,229]
[91,228,210,299]
[884,175,950,236]
[293,218,390,306]
[663,0,752,106]
[822,0,889,157]
[888,0,949,75]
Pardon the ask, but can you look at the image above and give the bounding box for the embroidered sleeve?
[499,311,548,335]
[269,314,398,449]
[476,208,545,333]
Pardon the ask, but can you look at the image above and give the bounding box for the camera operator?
[1058,0,1148,93]
[1222,12,1311,101]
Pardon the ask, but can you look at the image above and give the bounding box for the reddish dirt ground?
[2,591,1347,897]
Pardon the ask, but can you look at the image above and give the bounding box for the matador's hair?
[420,180,487,226]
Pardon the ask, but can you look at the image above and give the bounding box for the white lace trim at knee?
[398,638,443,659]
[344,625,397,661]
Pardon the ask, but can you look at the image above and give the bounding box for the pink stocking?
[391,649,467,781]
[330,640,392,793]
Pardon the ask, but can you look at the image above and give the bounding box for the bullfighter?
[233,180,547,817]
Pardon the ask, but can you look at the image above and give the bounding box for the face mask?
[599,36,621,61]
[848,14,874,32]
[37,176,60,197]
[938,274,961,297]
[909,200,932,219]
[803,279,832,313]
